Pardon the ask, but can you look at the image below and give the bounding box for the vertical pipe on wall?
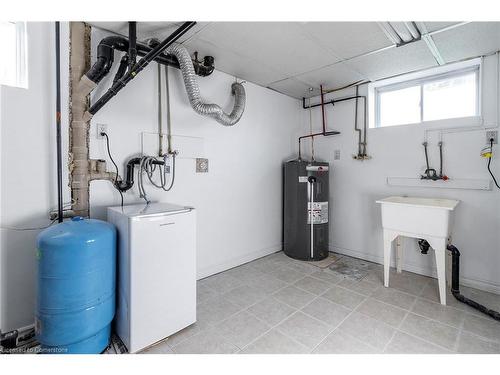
[164,65,173,154]
[157,64,163,156]
[55,22,63,223]
[320,85,326,134]
[69,22,92,217]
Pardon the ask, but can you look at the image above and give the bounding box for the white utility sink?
[376,196,460,305]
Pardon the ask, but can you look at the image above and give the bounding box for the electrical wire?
[486,139,500,189]
[1,219,57,231]
[102,132,124,207]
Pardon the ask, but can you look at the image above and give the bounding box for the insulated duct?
[164,43,246,126]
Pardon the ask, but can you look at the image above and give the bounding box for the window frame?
[0,21,28,89]
[369,58,482,129]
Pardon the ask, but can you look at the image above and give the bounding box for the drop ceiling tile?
[421,22,463,33]
[299,22,393,59]
[194,22,341,77]
[347,40,438,81]
[432,22,500,63]
[267,78,314,99]
[295,62,366,91]
[88,22,209,43]
[184,38,286,86]
[148,22,211,43]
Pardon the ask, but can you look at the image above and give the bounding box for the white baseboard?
[330,245,500,295]
[197,244,282,280]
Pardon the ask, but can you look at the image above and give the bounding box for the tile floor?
[141,252,500,354]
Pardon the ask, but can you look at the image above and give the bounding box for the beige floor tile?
[371,286,416,310]
[356,298,407,327]
[385,270,431,296]
[166,323,202,347]
[200,272,246,294]
[251,257,282,274]
[301,297,351,328]
[457,331,500,354]
[214,311,271,349]
[197,283,219,305]
[225,264,268,284]
[172,329,239,354]
[222,285,268,308]
[462,313,500,342]
[273,266,307,283]
[310,269,344,285]
[338,278,381,296]
[399,313,459,350]
[197,295,242,327]
[312,329,379,354]
[411,298,466,328]
[140,340,174,354]
[275,311,330,348]
[294,276,331,295]
[247,296,296,326]
[321,285,366,309]
[384,331,452,354]
[286,261,319,275]
[338,311,395,350]
[362,268,384,285]
[273,285,316,309]
[241,329,309,354]
[247,273,288,294]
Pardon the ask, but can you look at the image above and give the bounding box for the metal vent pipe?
[164,43,246,126]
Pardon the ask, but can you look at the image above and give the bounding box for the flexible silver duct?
[164,43,246,126]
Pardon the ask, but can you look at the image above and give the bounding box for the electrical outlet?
[486,130,498,144]
[97,124,108,139]
[334,149,341,160]
[196,158,208,173]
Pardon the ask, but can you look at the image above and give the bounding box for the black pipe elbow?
[115,157,165,192]
[85,36,129,84]
[115,157,140,192]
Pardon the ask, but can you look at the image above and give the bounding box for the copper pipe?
[320,84,326,134]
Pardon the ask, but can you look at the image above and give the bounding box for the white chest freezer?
[107,202,196,353]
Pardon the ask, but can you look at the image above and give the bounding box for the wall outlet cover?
[486,130,498,144]
[196,158,209,173]
[97,124,108,139]
[334,149,341,160]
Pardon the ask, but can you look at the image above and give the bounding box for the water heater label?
[307,202,328,224]
[298,176,308,183]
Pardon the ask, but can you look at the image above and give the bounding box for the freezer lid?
[108,202,193,218]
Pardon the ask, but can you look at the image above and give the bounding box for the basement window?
[370,59,481,128]
[0,22,28,88]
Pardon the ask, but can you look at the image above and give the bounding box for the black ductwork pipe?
[88,22,196,116]
[116,157,164,192]
[113,54,129,85]
[87,22,197,116]
[85,36,128,84]
[447,244,500,321]
[84,23,214,90]
[55,22,63,223]
[128,21,137,70]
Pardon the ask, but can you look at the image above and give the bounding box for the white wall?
[1,23,59,332]
[298,54,500,293]
[0,23,302,332]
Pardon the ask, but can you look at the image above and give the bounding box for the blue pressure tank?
[36,217,116,354]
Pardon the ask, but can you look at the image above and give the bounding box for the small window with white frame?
[369,58,481,128]
[0,21,28,88]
